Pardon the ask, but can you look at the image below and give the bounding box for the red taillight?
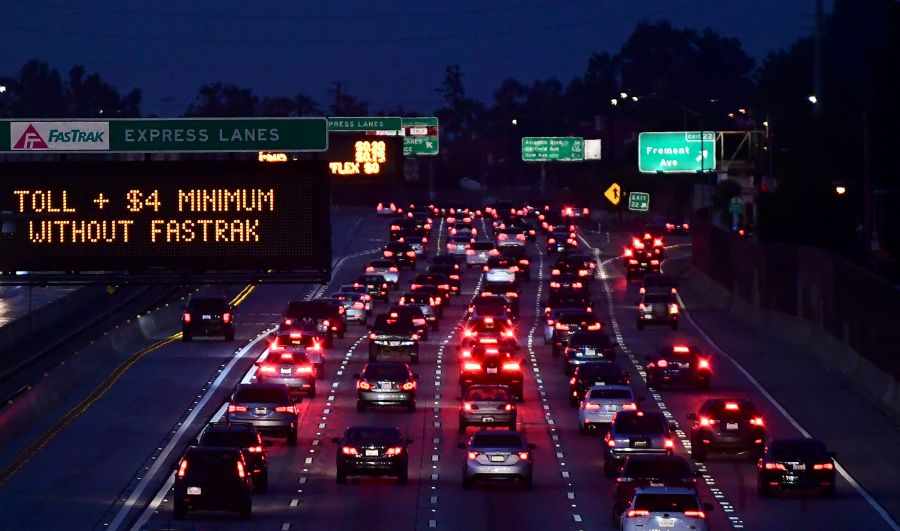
[517,451,530,460]
[406,251,416,257]
[463,328,475,337]
[463,402,473,411]
[697,358,711,370]
[463,362,482,371]
[484,317,494,324]
[568,377,576,385]
[236,460,246,479]
[342,446,358,456]
[289,332,302,339]
[353,302,365,309]
[467,452,479,460]
[657,359,669,368]
[683,510,706,519]
[638,303,646,311]
[581,402,600,410]
[673,345,690,353]
[555,323,569,330]
[322,320,330,327]
[177,459,188,477]
[504,403,514,411]
[366,266,375,272]
[259,364,277,374]
[654,238,663,247]
[813,463,834,470]
[551,268,561,275]
[466,249,475,255]
[725,402,740,411]
[622,402,637,410]
[587,323,601,330]
[699,416,712,427]
[413,318,426,326]
[402,381,416,391]
[385,446,403,456]
[519,259,529,265]
[296,365,314,375]
[182,312,191,323]
[605,434,616,447]
[246,445,264,453]
[389,267,398,272]
[502,361,521,371]
[624,248,633,257]
[284,319,292,326]
[664,438,675,449]
[549,281,561,288]
[765,462,786,470]
[275,405,296,413]
[548,238,556,244]
[489,249,499,256]
[369,332,377,340]
[358,380,372,390]
[669,304,679,314]
[222,312,232,324]
[750,416,765,427]
[384,251,394,257]
[228,404,247,413]
[628,259,639,265]
[461,349,472,358]
[626,509,649,518]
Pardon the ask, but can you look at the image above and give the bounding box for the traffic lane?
[139,215,442,530]
[598,236,895,530]
[0,211,382,530]
[438,245,578,531]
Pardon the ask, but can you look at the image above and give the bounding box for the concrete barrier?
[681,263,900,420]
[0,286,109,352]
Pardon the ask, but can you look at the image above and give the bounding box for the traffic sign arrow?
[604,183,621,206]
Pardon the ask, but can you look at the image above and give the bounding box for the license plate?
[604,404,618,411]
[649,481,664,487]
[281,368,292,376]
[187,487,201,495]
[632,440,648,448]
[489,455,506,462]
[793,464,806,471]
[365,449,379,457]
[255,407,267,415]
[584,349,597,356]
[593,381,606,386]
[726,422,739,430]
[202,314,212,320]
[659,518,676,527]
[487,368,498,374]
[389,341,401,346]
[481,417,494,423]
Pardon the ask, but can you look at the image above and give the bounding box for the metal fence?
[692,219,900,380]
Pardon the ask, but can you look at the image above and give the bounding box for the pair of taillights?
[763,462,832,470]
[462,361,521,372]
[468,451,529,460]
[343,446,403,456]
[228,404,297,414]
[183,312,231,324]
[626,509,705,519]
[462,402,514,411]
[179,459,244,479]
[357,381,416,391]
[580,402,636,410]
[258,364,314,375]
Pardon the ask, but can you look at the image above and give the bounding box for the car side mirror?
[703,503,715,512]
[686,413,697,420]
[331,437,341,444]
[352,373,360,379]
[406,438,414,444]
[528,443,537,450]
[456,442,466,449]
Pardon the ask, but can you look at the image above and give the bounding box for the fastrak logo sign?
[10,121,110,151]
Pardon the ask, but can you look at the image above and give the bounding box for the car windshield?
[771,440,828,461]
[615,414,666,434]
[471,242,494,250]
[188,298,226,312]
[588,388,632,399]
[182,449,240,478]
[624,458,692,478]
[200,430,259,448]
[633,494,701,512]
[233,386,287,404]
[471,432,523,449]
[465,387,511,401]
[345,427,401,443]
[363,364,410,380]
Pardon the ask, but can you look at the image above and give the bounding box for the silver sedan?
[460,430,534,489]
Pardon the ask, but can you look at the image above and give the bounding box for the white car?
[578,385,638,433]
[620,487,711,531]
[339,285,372,312]
[447,235,473,256]
[484,267,516,283]
[327,294,367,323]
[366,260,399,287]
[466,241,497,268]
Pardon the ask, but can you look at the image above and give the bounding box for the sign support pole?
[539,163,546,196]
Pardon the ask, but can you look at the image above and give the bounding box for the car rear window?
[588,388,632,399]
[633,494,700,512]
[374,315,415,331]
[200,430,259,448]
[615,414,667,434]
[188,298,227,312]
[644,294,676,304]
[559,312,593,324]
[471,242,495,250]
[346,427,401,443]
[771,440,828,461]
[578,364,623,379]
[363,363,410,380]
[370,261,394,268]
[465,387,511,402]
[623,458,692,478]
[183,449,240,478]
[569,333,611,347]
[471,432,523,448]
[233,386,288,403]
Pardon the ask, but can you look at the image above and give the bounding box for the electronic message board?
[325,134,403,179]
[0,160,330,283]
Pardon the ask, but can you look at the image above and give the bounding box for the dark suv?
[369,313,420,363]
[280,300,346,347]
[562,331,616,375]
[688,399,766,461]
[333,426,413,484]
[568,361,631,406]
[183,296,234,342]
[174,446,253,520]
[196,423,270,492]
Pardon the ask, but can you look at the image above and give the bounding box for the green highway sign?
[638,131,716,173]
[328,117,402,132]
[2,118,328,153]
[628,192,650,212]
[402,117,439,156]
[521,137,584,162]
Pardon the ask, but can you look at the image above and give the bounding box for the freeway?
[0,208,897,531]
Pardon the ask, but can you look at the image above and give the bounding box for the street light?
[835,185,847,195]
[807,95,818,104]
[619,92,628,99]
[511,118,517,126]
[610,98,618,106]
[0,85,6,94]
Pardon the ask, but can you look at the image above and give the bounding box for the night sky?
[0,0,830,116]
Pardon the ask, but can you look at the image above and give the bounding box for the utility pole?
[813,0,824,114]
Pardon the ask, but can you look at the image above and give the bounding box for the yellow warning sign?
[604,183,621,206]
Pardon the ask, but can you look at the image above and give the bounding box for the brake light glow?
[236,460,246,479]
[765,462,786,470]
[502,361,521,371]
[389,267,398,272]
[228,404,247,413]
[697,358,711,370]
[466,249,475,255]
[664,438,675,449]
[813,463,834,470]
[463,402,473,411]
[182,312,191,323]
[342,446,358,456]
[569,377,576,385]
[296,365,314,375]
[550,282,561,288]
[587,323,602,330]
[654,238,663,247]
[246,445,264,453]
[366,266,375,272]
[657,359,669,368]
[504,403,514,411]
[468,452,479,460]
[624,249,633,257]
[626,509,649,518]
[384,251,394,257]
[259,364,277,374]
[725,402,740,411]
[463,362,482,371]
[555,323,569,330]
[669,304,679,314]
[289,332,302,339]
[684,510,706,519]
[274,405,296,413]
[401,381,416,391]
[581,402,600,410]
[750,416,765,427]
[673,345,690,353]
[517,451,530,460]
[221,312,232,324]
[177,459,188,477]
[699,416,712,427]
[357,380,372,390]
[622,402,637,410]
[386,446,404,456]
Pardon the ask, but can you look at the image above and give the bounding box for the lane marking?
[661,253,900,531]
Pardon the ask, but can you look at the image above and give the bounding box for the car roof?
[633,486,699,496]
[587,384,632,391]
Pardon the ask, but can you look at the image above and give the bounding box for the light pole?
[763,94,818,189]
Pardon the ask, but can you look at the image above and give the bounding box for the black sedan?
[757,438,837,497]
[333,426,413,484]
